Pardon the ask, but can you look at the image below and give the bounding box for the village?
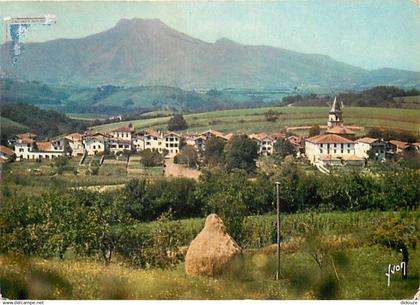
[1,97,418,176]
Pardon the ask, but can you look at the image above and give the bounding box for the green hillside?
[0,104,90,143]
[92,106,420,136]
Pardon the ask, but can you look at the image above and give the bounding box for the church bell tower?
[327,97,343,128]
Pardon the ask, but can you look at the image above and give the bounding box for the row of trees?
[2,160,418,265]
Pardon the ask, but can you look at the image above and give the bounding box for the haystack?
[185,214,242,277]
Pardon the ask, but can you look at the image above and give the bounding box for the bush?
[167,114,188,131]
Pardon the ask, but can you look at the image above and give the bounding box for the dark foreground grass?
[1,244,418,300]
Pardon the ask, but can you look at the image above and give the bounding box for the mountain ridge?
[1,18,419,90]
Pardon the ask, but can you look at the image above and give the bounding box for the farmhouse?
[389,140,410,153]
[185,135,206,151]
[163,132,181,157]
[305,134,357,164]
[132,134,145,152]
[249,133,275,156]
[65,133,85,156]
[110,126,133,142]
[84,134,106,155]
[355,137,386,161]
[143,129,164,152]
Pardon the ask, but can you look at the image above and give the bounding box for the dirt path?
[164,158,202,180]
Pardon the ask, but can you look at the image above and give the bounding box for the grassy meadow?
[1,210,418,300]
[91,106,420,135]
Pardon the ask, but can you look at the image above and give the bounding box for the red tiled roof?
[36,142,54,152]
[250,132,273,142]
[270,132,286,140]
[16,132,37,139]
[0,145,14,156]
[65,133,82,142]
[17,138,35,145]
[200,130,225,139]
[389,140,410,150]
[356,137,378,144]
[306,134,354,144]
[142,129,161,138]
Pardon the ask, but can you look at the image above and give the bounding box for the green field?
[1,210,418,300]
[91,106,420,135]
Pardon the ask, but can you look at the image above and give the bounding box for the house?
[50,136,69,152]
[355,137,386,161]
[106,136,132,154]
[132,135,145,152]
[389,140,410,154]
[305,134,357,165]
[0,145,15,161]
[14,137,36,160]
[29,141,67,159]
[143,129,163,153]
[199,130,232,141]
[270,132,286,141]
[163,132,181,157]
[65,133,85,156]
[84,134,107,155]
[16,133,37,141]
[110,126,133,142]
[250,133,274,156]
[185,135,206,151]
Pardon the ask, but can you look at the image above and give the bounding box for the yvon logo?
[385,261,407,287]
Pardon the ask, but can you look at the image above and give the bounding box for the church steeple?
[328,97,343,128]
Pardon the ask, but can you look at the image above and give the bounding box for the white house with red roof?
[355,137,386,161]
[305,134,363,165]
[249,132,275,156]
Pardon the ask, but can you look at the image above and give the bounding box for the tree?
[373,216,417,279]
[274,139,296,161]
[224,134,258,173]
[120,179,149,220]
[175,145,198,168]
[52,156,70,175]
[140,149,163,167]
[309,125,321,137]
[203,137,225,166]
[264,110,278,122]
[167,114,188,131]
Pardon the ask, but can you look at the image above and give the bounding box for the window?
[93,145,96,149]
[341,150,344,153]
[320,149,323,153]
[347,149,350,153]
[334,144,337,148]
[19,148,24,152]
[341,144,344,149]
[154,137,158,141]
[119,144,123,148]
[334,149,336,153]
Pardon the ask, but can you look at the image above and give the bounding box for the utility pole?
[275,181,280,280]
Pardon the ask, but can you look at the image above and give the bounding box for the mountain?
[1,18,419,90]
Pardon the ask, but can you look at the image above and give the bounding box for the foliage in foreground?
[1,243,418,300]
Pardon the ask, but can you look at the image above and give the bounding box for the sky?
[1,0,419,71]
